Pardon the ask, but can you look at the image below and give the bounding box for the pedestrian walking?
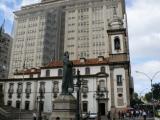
[118,111,121,119]
[33,112,36,120]
[107,111,111,120]
[142,110,147,120]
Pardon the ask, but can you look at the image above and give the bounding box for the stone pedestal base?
[50,95,76,120]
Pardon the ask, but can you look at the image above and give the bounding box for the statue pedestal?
[50,94,76,120]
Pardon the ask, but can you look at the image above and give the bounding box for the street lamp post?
[97,85,101,120]
[76,69,81,120]
[74,69,86,120]
[136,70,160,119]
[38,89,43,120]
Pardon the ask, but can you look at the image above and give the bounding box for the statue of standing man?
[61,51,74,95]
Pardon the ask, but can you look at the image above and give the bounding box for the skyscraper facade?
[9,2,65,77]
[64,0,127,60]
[9,0,129,78]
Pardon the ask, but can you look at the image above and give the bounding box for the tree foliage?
[145,92,152,102]
[152,83,160,100]
[130,92,144,107]
[145,83,160,102]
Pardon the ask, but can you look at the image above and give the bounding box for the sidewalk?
[122,117,154,120]
[155,117,160,120]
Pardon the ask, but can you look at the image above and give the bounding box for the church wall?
[2,59,130,115]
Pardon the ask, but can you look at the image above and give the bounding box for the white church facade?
[0,54,132,117]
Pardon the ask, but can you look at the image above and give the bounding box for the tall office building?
[0,23,12,79]
[9,2,65,77]
[9,0,128,75]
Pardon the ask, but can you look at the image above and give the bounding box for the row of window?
[7,99,88,112]
[7,100,44,111]
[45,66,106,77]
[78,43,89,48]
[93,42,105,46]
[7,79,107,99]
[92,51,105,55]
[8,82,31,99]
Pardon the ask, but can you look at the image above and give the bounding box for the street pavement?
[122,117,158,120]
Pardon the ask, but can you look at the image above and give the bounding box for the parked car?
[89,113,97,119]
[82,113,89,119]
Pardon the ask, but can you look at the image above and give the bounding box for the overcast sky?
[0,0,160,95]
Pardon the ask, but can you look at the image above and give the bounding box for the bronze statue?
[61,51,74,95]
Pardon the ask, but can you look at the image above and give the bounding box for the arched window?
[114,37,121,50]
[85,67,90,75]
[46,69,50,77]
[100,66,105,72]
[58,69,63,76]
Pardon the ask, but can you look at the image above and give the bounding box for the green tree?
[145,92,152,102]
[130,92,143,107]
[145,83,160,102]
[153,83,160,100]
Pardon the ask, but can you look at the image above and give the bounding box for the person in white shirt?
[142,110,147,120]
[33,112,36,120]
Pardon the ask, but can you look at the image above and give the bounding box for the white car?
[89,113,97,119]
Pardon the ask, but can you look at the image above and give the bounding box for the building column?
[109,66,116,120]
[124,65,130,106]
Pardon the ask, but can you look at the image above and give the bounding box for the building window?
[16,101,20,108]
[116,75,122,86]
[25,101,30,110]
[25,82,31,99]
[46,69,50,77]
[99,80,105,92]
[82,101,88,113]
[7,101,12,106]
[53,81,59,98]
[82,80,88,98]
[39,82,45,98]
[17,83,22,99]
[58,69,63,76]
[100,66,105,72]
[8,83,14,99]
[85,67,90,75]
[114,37,121,50]
[30,74,33,78]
